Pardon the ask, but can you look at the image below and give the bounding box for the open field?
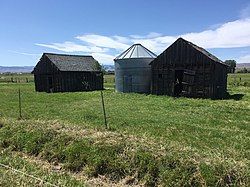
[228,73,250,87]
[0,73,34,83]
[0,74,249,186]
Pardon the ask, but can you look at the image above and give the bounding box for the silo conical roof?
[115,44,157,60]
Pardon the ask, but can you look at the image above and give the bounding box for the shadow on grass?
[224,93,245,100]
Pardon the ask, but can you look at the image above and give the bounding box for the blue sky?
[0,0,250,66]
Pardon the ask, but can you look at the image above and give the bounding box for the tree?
[237,67,249,73]
[242,67,248,73]
[224,60,237,73]
[101,65,107,74]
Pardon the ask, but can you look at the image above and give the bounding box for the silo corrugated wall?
[114,58,154,93]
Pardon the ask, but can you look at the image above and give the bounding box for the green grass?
[0,150,87,186]
[0,73,34,83]
[228,73,250,87]
[1,119,248,186]
[0,73,249,186]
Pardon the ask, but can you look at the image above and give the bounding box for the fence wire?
[0,163,59,187]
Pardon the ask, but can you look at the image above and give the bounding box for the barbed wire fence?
[0,163,59,187]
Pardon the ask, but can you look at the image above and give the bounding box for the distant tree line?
[224,60,250,73]
[236,67,249,73]
[224,60,236,73]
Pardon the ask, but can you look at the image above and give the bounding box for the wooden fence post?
[100,91,108,129]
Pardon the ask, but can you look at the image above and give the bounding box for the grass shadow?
[224,92,245,100]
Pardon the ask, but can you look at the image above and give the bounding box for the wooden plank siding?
[33,54,103,93]
[150,38,228,99]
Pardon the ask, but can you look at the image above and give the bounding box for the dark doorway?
[48,76,53,92]
[174,70,184,96]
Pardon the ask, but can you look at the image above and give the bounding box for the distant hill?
[0,66,34,73]
[1,64,248,73]
[236,63,250,68]
[103,65,114,72]
[0,65,115,73]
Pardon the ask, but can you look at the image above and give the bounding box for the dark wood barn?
[32,53,103,92]
[150,38,228,99]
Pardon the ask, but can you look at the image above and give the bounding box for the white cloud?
[8,50,41,56]
[36,41,108,53]
[76,34,130,50]
[238,54,250,63]
[91,53,115,65]
[131,36,176,54]
[36,17,250,64]
[131,18,250,50]
[113,35,131,44]
[181,18,250,48]
[130,32,162,39]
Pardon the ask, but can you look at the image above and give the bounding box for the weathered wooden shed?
[32,53,103,92]
[150,38,228,99]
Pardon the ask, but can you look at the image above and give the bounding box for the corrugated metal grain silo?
[114,44,157,93]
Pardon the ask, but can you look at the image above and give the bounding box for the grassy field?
[228,73,250,87]
[0,73,249,186]
[0,73,34,83]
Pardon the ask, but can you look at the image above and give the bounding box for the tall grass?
[0,73,249,186]
[1,120,248,186]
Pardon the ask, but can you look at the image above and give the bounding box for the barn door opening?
[181,70,196,97]
[47,76,53,92]
[174,70,184,96]
[123,75,132,92]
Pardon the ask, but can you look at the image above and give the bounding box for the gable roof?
[180,38,227,66]
[115,44,157,60]
[42,53,101,72]
[151,38,228,66]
